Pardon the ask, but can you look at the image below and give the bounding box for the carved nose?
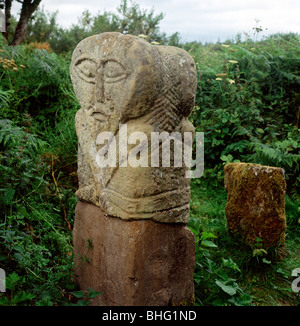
[96,67,105,103]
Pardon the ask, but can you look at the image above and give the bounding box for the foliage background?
[0,0,299,306]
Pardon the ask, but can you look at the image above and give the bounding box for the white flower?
[216,73,227,78]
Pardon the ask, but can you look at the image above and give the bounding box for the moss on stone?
[224,162,286,250]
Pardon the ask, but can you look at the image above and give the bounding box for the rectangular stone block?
[72,200,196,306]
[224,162,286,249]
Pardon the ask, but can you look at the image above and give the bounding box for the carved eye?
[104,60,127,83]
[75,58,97,83]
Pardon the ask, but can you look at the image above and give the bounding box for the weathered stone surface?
[73,200,196,306]
[70,32,197,223]
[224,162,286,249]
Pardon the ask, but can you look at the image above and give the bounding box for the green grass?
[188,178,300,306]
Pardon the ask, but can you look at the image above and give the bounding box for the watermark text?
[0,9,5,33]
[95,124,204,178]
[0,268,5,292]
[292,268,300,293]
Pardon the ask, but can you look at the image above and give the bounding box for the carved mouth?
[91,111,108,121]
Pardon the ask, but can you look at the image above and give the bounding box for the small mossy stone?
[224,162,286,249]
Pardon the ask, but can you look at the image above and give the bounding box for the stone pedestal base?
[72,200,195,306]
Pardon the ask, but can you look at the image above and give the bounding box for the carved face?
[70,33,160,132]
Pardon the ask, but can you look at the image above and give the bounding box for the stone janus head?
[70,32,198,223]
[70,32,197,133]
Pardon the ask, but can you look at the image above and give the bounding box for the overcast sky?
[11,0,300,43]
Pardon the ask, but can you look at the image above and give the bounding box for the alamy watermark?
[0,268,5,292]
[0,8,5,33]
[95,124,204,178]
[292,268,300,293]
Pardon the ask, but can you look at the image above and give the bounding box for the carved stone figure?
[70,32,197,223]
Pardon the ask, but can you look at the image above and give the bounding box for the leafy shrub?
[0,38,74,127]
[189,202,253,306]
[0,116,79,305]
[189,34,300,195]
[0,118,48,213]
[0,31,89,305]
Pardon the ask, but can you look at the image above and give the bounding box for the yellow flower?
[228,60,238,64]
[138,34,147,38]
[151,41,160,45]
[20,64,26,68]
[0,49,4,52]
[13,67,18,71]
[221,44,230,48]
[216,73,227,78]
[229,79,235,84]
[216,77,223,81]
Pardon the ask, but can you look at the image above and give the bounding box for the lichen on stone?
[224,162,286,249]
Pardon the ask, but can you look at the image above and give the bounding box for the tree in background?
[0,0,42,45]
[21,0,180,53]
[167,31,182,47]
[25,6,57,44]
[1,0,181,52]
[53,0,169,53]
[116,0,165,42]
